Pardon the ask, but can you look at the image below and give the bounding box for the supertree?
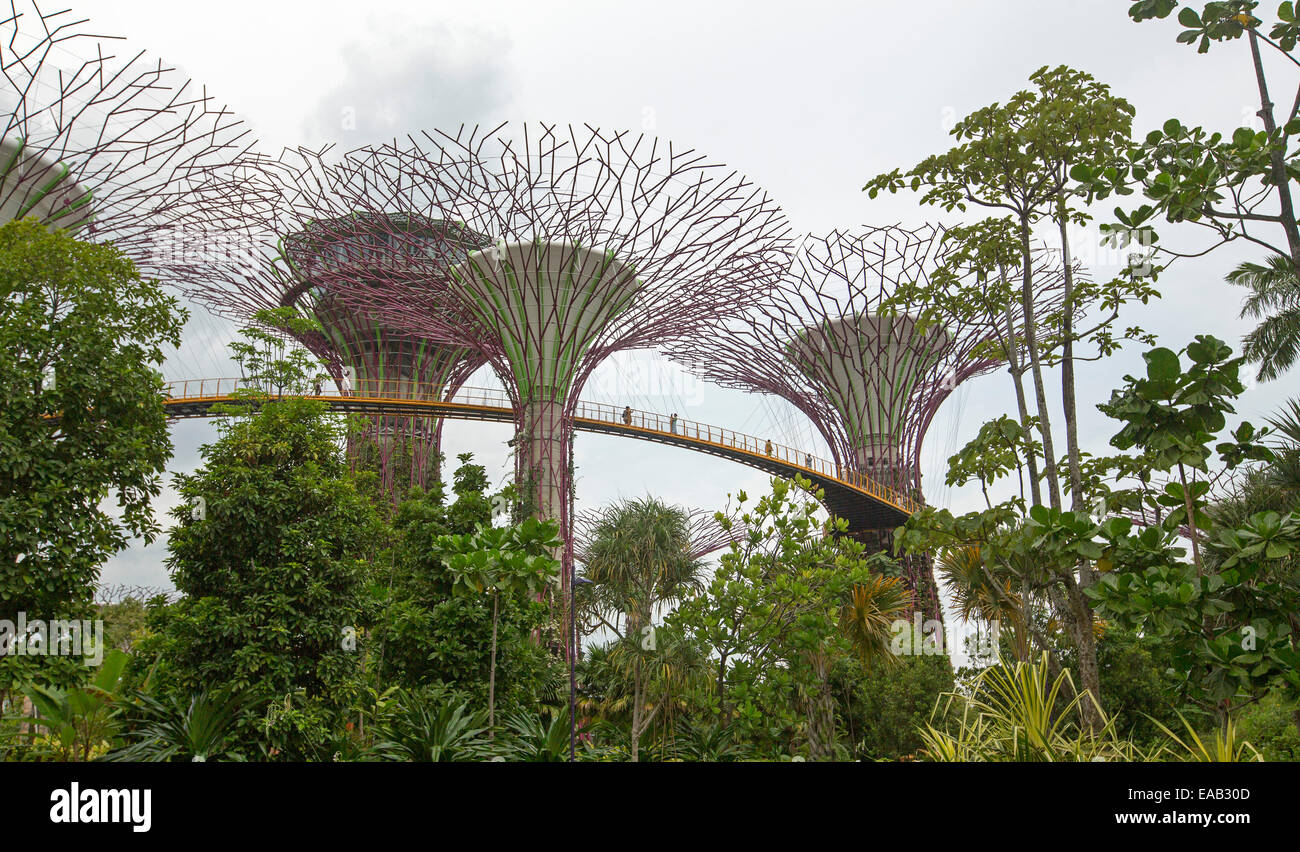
[277,213,492,496]
[157,140,494,499]
[668,225,1061,622]
[213,125,793,629]
[1,1,253,253]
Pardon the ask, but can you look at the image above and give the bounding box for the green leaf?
[1144,347,1181,381]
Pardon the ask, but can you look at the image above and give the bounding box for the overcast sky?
[83,1,1299,645]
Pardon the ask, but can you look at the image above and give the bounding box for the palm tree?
[580,497,705,760]
[1227,255,1300,381]
[936,544,1031,661]
[1207,396,1300,546]
[1267,397,1300,501]
[838,575,912,664]
[580,498,705,632]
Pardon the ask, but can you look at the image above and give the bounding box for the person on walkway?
[622,405,632,425]
[765,439,773,457]
[669,413,678,434]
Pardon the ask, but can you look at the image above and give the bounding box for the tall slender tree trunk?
[1178,463,1204,574]
[1055,201,1103,673]
[1042,572,1104,732]
[1017,215,1062,510]
[1056,201,1087,516]
[716,654,730,723]
[1290,615,1300,739]
[1066,579,1104,733]
[998,266,1040,507]
[630,657,642,763]
[488,592,499,734]
[1249,28,1300,274]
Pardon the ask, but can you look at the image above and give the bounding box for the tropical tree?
[866,65,1145,514]
[227,307,324,399]
[1226,254,1300,380]
[672,477,909,760]
[579,497,705,760]
[936,545,1031,663]
[865,67,1162,724]
[144,338,385,718]
[1266,397,1300,498]
[436,517,561,730]
[373,460,560,713]
[1106,2,1300,274]
[580,498,705,639]
[601,623,708,761]
[1088,337,1300,729]
[0,218,184,653]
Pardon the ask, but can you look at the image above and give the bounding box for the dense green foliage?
[379,466,561,724]
[154,398,379,693]
[0,219,183,671]
[8,5,1300,763]
[835,654,955,760]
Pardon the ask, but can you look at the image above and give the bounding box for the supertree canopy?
[155,142,496,498]
[673,227,999,490]
[277,212,491,494]
[1,1,252,251]
[205,125,793,603]
[669,226,1020,620]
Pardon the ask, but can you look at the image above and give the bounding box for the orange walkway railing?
[162,377,920,517]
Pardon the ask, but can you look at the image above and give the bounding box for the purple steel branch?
[2,1,255,261]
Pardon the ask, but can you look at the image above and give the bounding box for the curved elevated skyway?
[162,379,919,531]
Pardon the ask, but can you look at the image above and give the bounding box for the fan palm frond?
[839,574,911,664]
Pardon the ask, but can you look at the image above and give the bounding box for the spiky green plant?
[106,689,253,762]
[372,693,490,762]
[918,655,1140,762]
[1148,714,1263,762]
[496,707,579,764]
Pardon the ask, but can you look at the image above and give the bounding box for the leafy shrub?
[1235,691,1300,761]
